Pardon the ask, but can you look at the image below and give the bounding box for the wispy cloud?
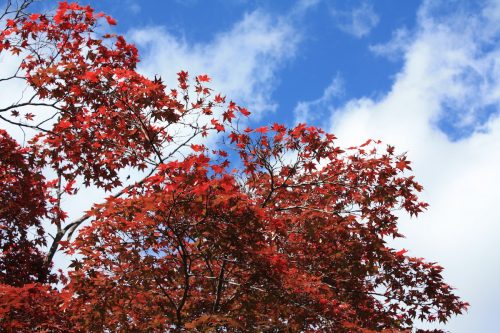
[295,0,500,331]
[291,0,321,16]
[126,1,141,15]
[331,2,379,38]
[369,28,411,61]
[129,10,300,119]
[293,75,343,124]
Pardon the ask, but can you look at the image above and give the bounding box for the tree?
[0,1,468,332]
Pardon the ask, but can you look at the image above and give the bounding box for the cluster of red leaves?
[0,130,49,286]
[63,129,467,332]
[0,284,71,332]
[3,2,181,190]
[0,130,66,331]
[0,2,468,332]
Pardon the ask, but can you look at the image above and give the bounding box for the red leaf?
[83,71,99,83]
[58,120,71,129]
[223,110,235,122]
[396,159,411,171]
[214,94,225,103]
[197,74,210,82]
[106,15,117,25]
[254,126,268,134]
[211,119,225,132]
[191,144,205,152]
[360,139,372,147]
[239,107,251,116]
[396,249,408,257]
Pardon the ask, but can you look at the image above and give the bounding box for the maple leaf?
[396,249,409,257]
[228,101,237,111]
[210,164,225,174]
[192,182,210,195]
[64,179,76,194]
[58,120,72,130]
[105,15,117,25]
[83,71,99,83]
[191,144,205,152]
[239,107,251,116]
[197,74,210,82]
[254,126,268,134]
[214,94,225,104]
[211,119,225,132]
[360,139,372,147]
[177,70,189,81]
[10,47,21,55]
[396,159,411,171]
[271,123,285,132]
[223,110,235,122]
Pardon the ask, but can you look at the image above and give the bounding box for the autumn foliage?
[0,1,468,332]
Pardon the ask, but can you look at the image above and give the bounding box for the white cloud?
[126,1,141,15]
[293,74,343,124]
[331,2,379,38]
[369,28,411,61]
[295,0,500,331]
[129,10,300,119]
[292,0,321,16]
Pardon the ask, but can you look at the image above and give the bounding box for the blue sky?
[26,0,500,331]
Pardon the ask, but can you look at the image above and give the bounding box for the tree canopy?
[0,1,467,332]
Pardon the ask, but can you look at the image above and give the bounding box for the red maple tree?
[0,1,468,332]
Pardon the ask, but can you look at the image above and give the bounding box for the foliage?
[0,1,467,332]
